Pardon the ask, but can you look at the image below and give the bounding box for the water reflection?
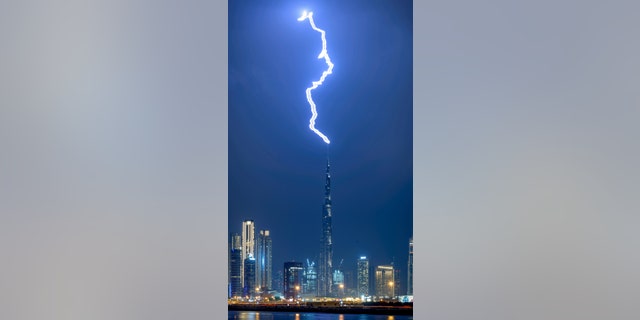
[229,311,412,320]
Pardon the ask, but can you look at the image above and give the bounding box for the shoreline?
[228,304,413,316]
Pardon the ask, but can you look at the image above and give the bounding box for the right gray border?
[415,1,640,319]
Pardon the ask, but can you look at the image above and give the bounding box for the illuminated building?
[333,269,344,296]
[375,265,395,298]
[318,159,333,296]
[357,256,369,297]
[303,259,317,296]
[256,230,272,290]
[241,220,255,288]
[273,269,284,293]
[243,255,256,297]
[394,267,401,297]
[284,262,304,300]
[229,233,243,298]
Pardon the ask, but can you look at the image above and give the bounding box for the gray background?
[416,1,639,319]
[0,1,638,320]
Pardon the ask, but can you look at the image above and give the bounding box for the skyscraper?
[318,159,333,296]
[241,220,255,288]
[407,237,413,295]
[375,265,395,298]
[333,269,344,296]
[255,229,273,290]
[393,267,401,297]
[243,255,256,297]
[273,269,284,293]
[357,256,370,297]
[284,262,303,300]
[390,258,402,297]
[229,233,243,298]
[303,259,317,297]
[344,269,355,296]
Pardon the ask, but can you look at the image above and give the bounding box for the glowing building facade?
[318,159,333,296]
[357,256,370,297]
[303,259,318,296]
[255,230,272,290]
[243,255,256,297]
[284,262,303,300]
[375,265,395,298]
[229,233,243,298]
[241,220,255,287]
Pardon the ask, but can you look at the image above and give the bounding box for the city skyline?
[229,0,413,287]
[228,214,413,297]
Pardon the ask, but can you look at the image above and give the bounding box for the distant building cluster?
[229,223,413,302]
[228,160,413,302]
[228,220,273,298]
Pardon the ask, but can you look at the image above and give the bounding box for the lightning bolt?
[298,11,333,144]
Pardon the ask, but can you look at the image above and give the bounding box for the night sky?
[229,0,412,287]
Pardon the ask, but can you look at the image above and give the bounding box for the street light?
[295,285,300,300]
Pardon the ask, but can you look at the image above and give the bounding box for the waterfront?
[229,311,413,320]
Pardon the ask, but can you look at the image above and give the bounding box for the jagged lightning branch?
[298,11,333,144]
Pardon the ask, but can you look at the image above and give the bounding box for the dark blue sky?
[229,0,412,283]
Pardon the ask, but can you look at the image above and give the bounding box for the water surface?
[229,311,413,320]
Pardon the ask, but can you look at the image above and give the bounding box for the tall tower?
[229,233,243,298]
[357,256,370,297]
[255,230,273,290]
[243,255,256,297]
[241,220,255,288]
[318,158,333,296]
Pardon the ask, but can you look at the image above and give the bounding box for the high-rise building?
[241,220,255,288]
[393,268,401,297]
[344,269,355,296]
[256,230,273,290]
[390,258,402,297]
[333,269,345,296]
[229,233,243,298]
[283,262,303,300]
[407,237,413,295]
[303,259,317,296]
[357,256,370,297]
[243,255,256,297]
[318,159,333,296]
[375,265,395,298]
[273,269,284,293]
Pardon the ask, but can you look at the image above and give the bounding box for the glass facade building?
[241,220,255,288]
[303,259,317,296]
[375,265,395,298]
[256,229,272,290]
[243,255,256,297]
[229,233,243,298]
[318,160,333,297]
[357,256,370,297]
[283,261,303,300]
